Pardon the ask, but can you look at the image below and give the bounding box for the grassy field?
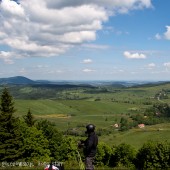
[15,99,142,129]
[101,123,170,149]
[14,99,170,149]
[4,82,170,148]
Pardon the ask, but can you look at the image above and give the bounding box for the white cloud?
[37,65,49,68]
[46,0,152,11]
[155,33,161,40]
[82,59,93,64]
[82,44,109,50]
[148,63,155,67]
[118,69,125,72]
[147,63,156,69]
[19,68,26,74]
[164,62,170,67]
[56,70,64,73]
[0,0,25,17]
[0,0,152,59]
[0,51,14,64]
[57,31,96,43]
[164,26,170,40]
[156,26,170,40]
[123,51,146,59]
[83,68,96,72]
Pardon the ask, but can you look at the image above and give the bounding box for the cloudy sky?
[0,0,170,81]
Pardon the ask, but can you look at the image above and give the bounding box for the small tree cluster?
[136,141,170,169]
[95,142,170,169]
[0,88,78,164]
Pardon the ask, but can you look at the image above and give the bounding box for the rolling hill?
[0,76,35,84]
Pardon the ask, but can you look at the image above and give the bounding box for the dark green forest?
[0,88,170,169]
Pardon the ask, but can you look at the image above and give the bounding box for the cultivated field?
[7,82,170,149]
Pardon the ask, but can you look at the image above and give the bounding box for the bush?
[110,143,136,168]
[136,141,170,169]
[95,142,112,167]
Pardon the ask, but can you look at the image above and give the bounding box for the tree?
[0,88,23,161]
[110,143,136,168]
[36,119,63,160]
[153,103,170,117]
[95,142,112,167]
[57,136,78,161]
[20,121,50,162]
[36,120,78,162]
[23,108,36,127]
[119,117,129,131]
[136,141,170,169]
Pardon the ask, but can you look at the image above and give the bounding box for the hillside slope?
[0,76,35,84]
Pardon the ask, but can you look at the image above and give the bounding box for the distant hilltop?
[0,76,95,89]
[0,76,35,84]
[0,76,54,85]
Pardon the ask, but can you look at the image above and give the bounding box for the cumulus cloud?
[82,59,93,64]
[155,33,161,40]
[37,65,49,68]
[82,44,109,50]
[156,26,170,40]
[148,63,156,67]
[164,26,170,40]
[46,0,152,11]
[163,62,170,72]
[0,0,152,59]
[147,63,156,69]
[123,51,146,59]
[164,62,170,67]
[0,0,25,17]
[19,68,26,74]
[0,51,14,64]
[83,68,96,72]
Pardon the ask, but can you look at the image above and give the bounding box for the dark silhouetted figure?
[79,124,98,170]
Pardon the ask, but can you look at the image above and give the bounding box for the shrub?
[136,141,170,169]
[110,143,136,168]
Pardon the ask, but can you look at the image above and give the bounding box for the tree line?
[0,88,170,169]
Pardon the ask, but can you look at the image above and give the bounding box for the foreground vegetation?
[0,87,170,169]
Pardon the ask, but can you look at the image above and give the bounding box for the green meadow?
[0,83,170,148]
[14,97,170,149]
[101,123,170,149]
[9,82,170,149]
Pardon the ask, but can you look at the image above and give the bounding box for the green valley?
[1,81,169,149]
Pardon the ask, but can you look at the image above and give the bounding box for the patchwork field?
[1,81,170,148]
[14,99,142,129]
[101,123,170,149]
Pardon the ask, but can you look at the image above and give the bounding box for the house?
[138,124,145,128]
[113,123,119,128]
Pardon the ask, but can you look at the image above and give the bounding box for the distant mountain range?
[0,76,59,85]
[0,76,35,84]
[0,76,169,87]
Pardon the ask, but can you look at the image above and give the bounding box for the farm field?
[101,123,170,149]
[9,81,170,149]
[15,99,140,129]
[0,81,170,149]
[14,98,170,148]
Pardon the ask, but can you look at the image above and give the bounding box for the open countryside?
[0,77,170,169]
[1,77,170,149]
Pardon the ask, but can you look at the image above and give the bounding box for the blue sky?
[0,0,170,81]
